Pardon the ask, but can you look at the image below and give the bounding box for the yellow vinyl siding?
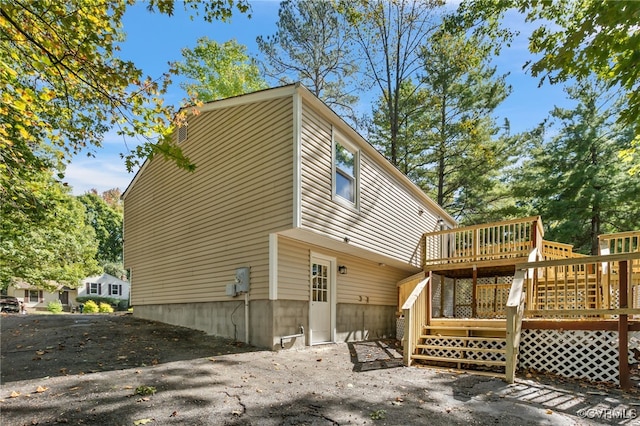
[124,97,294,305]
[277,236,409,306]
[299,101,438,267]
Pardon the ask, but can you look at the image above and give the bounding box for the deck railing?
[423,216,544,267]
[541,240,587,260]
[599,231,640,255]
[401,275,431,366]
[522,252,640,318]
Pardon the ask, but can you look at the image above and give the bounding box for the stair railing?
[401,274,431,366]
[505,247,540,383]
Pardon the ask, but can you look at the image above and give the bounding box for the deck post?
[472,265,478,317]
[618,260,631,390]
[426,271,432,325]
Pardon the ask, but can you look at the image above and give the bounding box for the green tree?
[78,191,123,265]
[369,80,429,181]
[0,170,101,290]
[341,0,444,166]
[1,0,250,206]
[511,82,640,254]
[257,0,359,120]
[453,0,640,172]
[174,37,267,102]
[418,31,513,222]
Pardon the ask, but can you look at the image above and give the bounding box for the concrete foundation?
[134,300,396,350]
[336,303,396,342]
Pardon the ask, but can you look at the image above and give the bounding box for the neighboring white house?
[78,273,130,303]
[5,273,130,312]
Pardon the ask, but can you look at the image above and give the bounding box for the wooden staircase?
[410,319,507,376]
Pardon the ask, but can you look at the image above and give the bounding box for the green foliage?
[510,81,640,253]
[417,30,513,222]
[370,409,386,420]
[0,169,102,290]
[117,300,130,311]
[453,0,640,172]
[76,296,120,306]
[1,1,250,225]
[134,385,157,396]
[82,300,100,313]
[174,37,267,102]
[369,28,514,222]
[103,263,127,280]
[341,0,445,165]
[77,192,123,265]
[47,300,63,314]
[99,302,114,313]
[257,0,359,121]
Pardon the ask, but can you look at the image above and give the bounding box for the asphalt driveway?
[1,313,638,425]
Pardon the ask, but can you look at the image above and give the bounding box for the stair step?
[411,354,506,367]
[424,325,506,332]
[420,334,505,343]
[417,344,505,354]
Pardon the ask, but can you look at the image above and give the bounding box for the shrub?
[99,302,114,313]
[117,299,129,311]
[76,296,119,306]
[47,300,63,314]
[83,300,99,313]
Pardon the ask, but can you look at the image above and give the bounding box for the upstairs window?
[333,136,359,207]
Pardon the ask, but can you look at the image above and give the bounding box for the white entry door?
[310,257,333,344]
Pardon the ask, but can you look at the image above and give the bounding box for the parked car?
[0,296,20,313]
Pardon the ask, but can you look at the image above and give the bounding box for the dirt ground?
[1,313,639,426]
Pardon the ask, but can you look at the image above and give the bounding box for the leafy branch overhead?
[452,0,640,171]
[0,0,250,178]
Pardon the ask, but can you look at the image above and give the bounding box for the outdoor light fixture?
[437,218,445,230]
[338,265,347,275]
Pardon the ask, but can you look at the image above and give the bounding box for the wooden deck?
[400,221,640,388]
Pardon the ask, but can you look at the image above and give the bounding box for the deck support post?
[618,260,630,390]
[472,265,478,318]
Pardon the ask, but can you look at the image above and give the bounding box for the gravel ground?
[1,313,639,425]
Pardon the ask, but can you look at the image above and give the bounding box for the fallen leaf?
[69,387,80,391]
[133,419,154,425]
[546,409,553,415]
[35,350,45,355]
[10,391,20,398]
[123,386,133,390]
[232,410,242,416]
[35,386,48,393]
[169,411,178,417]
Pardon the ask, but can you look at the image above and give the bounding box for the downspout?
[244,292,249,344]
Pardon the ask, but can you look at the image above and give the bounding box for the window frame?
[108,284,122,296]
[331,130,360,210]
[28,290,40,303]
[89,282,99,295]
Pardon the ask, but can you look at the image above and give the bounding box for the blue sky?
[64,1,573,195]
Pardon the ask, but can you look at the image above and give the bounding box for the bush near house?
[76,296,129,311]
[47,300,63,314]
[99,302,114,313]
[82,300,99,313]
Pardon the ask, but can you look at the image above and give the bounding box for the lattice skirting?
[396,317,404,340]
[419,337,507,363]
[518,329,640,384]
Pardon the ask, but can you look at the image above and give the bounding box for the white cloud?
[64,153,136,195]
